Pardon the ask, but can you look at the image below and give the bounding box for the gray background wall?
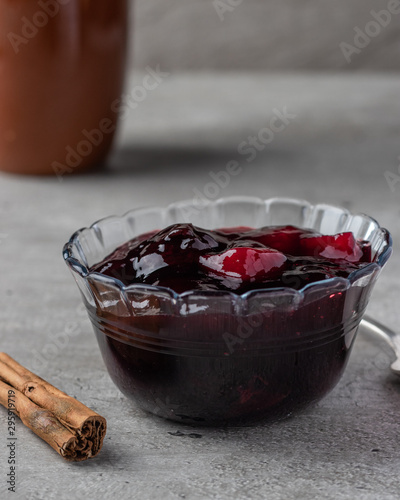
[130,0,400,71]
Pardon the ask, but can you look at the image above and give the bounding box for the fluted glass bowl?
[63,197,392,425]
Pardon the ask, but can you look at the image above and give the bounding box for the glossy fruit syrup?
[89,225,373,425]
[91,224,372,293]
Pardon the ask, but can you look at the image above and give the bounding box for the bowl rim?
[63,196,392,302]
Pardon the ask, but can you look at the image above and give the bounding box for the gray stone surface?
[131,0,400,71]
[0,72,400,499]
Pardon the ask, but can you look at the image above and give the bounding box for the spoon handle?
[361,316,400,376]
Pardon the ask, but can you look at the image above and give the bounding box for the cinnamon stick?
[0,353,106,462]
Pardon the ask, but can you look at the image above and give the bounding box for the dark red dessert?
[91,224,372,294]
[87,224,376,425]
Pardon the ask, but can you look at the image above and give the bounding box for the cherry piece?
[238,225,313,255]
[299,232,364,263]
[199,247,288,283]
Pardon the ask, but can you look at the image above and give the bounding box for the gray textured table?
[1,72,400,500]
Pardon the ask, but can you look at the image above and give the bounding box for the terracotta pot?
[0,0,128,175]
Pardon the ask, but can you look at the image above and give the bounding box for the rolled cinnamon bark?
[0,353,106,461]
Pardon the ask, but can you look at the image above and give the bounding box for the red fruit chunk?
[299,232,364,263]
[199,247,287,283]
[239,225,313,255]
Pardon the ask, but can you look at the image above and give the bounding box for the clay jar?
[0,0,128,175]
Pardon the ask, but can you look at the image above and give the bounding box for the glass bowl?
[63,197,392,425]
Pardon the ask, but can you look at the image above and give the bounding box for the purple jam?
[88,224,374,425]
[91,224,372,294]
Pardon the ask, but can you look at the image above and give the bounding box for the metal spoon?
[361,316,400,376]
